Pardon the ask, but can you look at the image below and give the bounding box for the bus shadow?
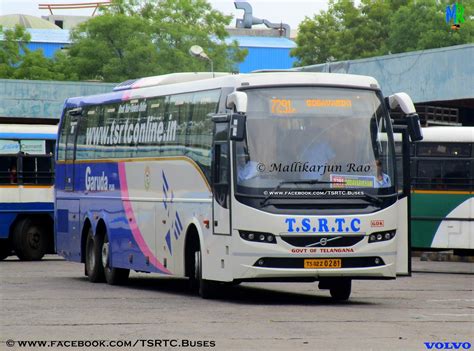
[74,275,374,306]
[211,284,372,306]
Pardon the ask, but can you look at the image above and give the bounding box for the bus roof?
[419,127,474,143]
[64,72,381,108]
[0,124,57,140]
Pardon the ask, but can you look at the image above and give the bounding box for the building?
[227,34,296,73]
[0,1,297,73]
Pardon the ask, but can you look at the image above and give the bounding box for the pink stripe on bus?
[118,162,171,274]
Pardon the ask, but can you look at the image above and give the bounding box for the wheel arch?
[80,218,92,263]
[183,222,204,278]
[80,213,110,263]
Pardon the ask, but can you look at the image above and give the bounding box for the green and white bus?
[409,127,473,256]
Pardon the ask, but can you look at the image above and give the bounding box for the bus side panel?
[55,163,82,262]
[1,187,54,239]
[0,213,17,240]
[76,162,172,275]
[411,192,472,249]
[396,196,409,276]
[431,197,474,250]
[114,160,211,276]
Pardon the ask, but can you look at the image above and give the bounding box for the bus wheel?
[329,279,352,301]
[85,228,105,283]
[0,239,12,260]
[194,250,219,299]
[102,232,129,285]
[13,218,47,261]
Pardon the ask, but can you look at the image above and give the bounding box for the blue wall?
[238,47,296,73]
[228,36,297,73]
[26,42,66,59]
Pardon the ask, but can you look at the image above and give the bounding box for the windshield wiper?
[260,180,343,207]
[356,192,383,205]
[348,192,399,205]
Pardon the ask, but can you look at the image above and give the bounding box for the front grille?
[280,235,364,247]
[254,256,385,269]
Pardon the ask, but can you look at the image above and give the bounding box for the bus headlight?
[369,230,396,243]
[240,231,276,244]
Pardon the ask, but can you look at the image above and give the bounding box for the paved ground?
[1,255,473,351]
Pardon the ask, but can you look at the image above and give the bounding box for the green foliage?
[0,25,31,78]
[67,13,160,82]
[292,0,474,66]
[0,25,77,80]
[388,0,474,54]
[0,0,246,82]
[66,0,246,82]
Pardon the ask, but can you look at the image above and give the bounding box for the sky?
[0,0,330,30]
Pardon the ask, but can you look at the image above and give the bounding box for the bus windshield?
[235,87,395,196]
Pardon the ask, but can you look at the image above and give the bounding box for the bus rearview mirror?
[387,93,416,115]
[406,114,423,142]
[230,114,246,141]
[226,91,248,113]
[387,92,423,142]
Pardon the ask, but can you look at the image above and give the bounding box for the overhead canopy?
[296,44,474,104]
[0,14,60,29]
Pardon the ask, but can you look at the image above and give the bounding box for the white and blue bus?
[0,118,57,260]
[55,72,421,300]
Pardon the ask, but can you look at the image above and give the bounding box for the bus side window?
[58,112,72,162]
[416,159,471,191]
[416,160,443,190]
[0,157,17,184]
[443,160,471,190]
[37,156,54,185]
[187,90,220,181]
[22,156,36,184]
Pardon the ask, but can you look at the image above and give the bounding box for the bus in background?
[0,118,57,261]
[55,72,421,300]
[410,127,473,256]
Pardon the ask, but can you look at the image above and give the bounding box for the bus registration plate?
[304,259,341,269]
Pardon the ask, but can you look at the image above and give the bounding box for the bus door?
[211,119,231,235]
[388,92,423,276]
[64,115,79,192]
[57,110,81,259]
[394,128,411,276]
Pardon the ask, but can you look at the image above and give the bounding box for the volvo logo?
[306,236,342,247]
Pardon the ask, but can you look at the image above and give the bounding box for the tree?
[0,25,77,80]
[0,25,31,78]
[291,0,474,66]
[388,0,474,54]
[66,0,246,82]
[67,13,160,82]
[291,0,397,66]
[148,0,245,74]
[290,9,341,66]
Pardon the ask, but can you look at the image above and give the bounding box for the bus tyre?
[13,218,47,261]
[0,239,12,260]
[85,229,105,283]
[102,232,129,285]
[329,279,352,301]
[195,250,219,299]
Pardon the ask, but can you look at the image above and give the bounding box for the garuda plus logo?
[446,2,465,30]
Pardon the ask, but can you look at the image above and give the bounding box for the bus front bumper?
[232,254,397,281]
